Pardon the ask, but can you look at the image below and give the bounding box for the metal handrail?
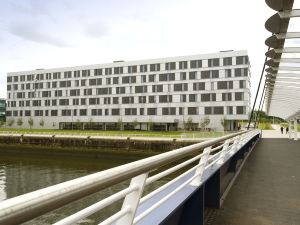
[0,130,250,225]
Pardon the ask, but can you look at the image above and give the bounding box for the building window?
[225,69,232,78]
[223,57,232,66]
[150,63,160,72]
[208,58,220,67]
[113,97,119,104]
[139,96,146,103]
[239,80,246,88]
[82,70,90,77]
[140,64,148,72]
[236,56,249,65]
[179,61,188,69]
[217,81,233,89]
[80,109,87,116]
[122,76,136,84]
[180,94,186,102]
[190,60,202,68]
[125,108,137,115]
[91,109,102,116]
[235,92,244,101]
[162,107,176,115]
[179,107,184,115]
[180,72,186,80]
[89,98,100,105]
[189,72,196,80]
[122,96,134,104]
[236,106,246,114]
[165,62,176,70]
[213,106,224,115]
[149,74,156,82]
[141,75,147,83]
[222,93,232,101]
[148,96,156,103]
[97,87,112,95]
[193,82,205,91]
[105,68,112,75]
[114,67,123,74]
[152,85,163,92]
[128,65,137,73]
[94,69,102,76]
[116,87,125,94]
[201,93,216,102]
[140,108,144,115]
[174,83,188,92]
[189,94,197,102]
[159,73,175,81]
[147,108,157,115]
[204,107,212,115]
[188,107,198,115]
[64,71,72,78]
[104,97,111,104]
[111,109,120,115]
[159,95,172,103]
[51,110,58,116]
[227,106,233,115]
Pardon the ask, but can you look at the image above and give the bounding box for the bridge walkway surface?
[211,130,300,225]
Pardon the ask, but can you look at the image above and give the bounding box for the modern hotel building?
[6,50,250,131]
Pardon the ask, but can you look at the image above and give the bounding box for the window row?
[6,106,247,117]
[7,56,249,82]
[7,92,246,108]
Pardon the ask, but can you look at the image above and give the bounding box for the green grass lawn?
[258,122,273,130]
[0,128,233,138]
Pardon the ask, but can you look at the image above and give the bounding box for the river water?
[0,149,167,224]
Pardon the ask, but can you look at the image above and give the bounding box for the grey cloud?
[8,22,71,47]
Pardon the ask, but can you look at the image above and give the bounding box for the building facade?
[0,99,5,122]
[6,50,250,131]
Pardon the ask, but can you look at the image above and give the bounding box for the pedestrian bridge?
[0,128,299,225]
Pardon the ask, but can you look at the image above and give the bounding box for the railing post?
[228,135,240,155]
[190,147,212,186]
[116,173,148,225]
[217,140,230,165]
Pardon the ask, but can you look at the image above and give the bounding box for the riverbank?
[0,133,205,158]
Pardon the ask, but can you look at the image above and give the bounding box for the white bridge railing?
[0,129,260,225]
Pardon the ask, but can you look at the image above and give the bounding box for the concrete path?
[212,134,300,225]
[261,129,300,139]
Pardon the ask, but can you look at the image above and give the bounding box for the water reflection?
[0,150,167,224]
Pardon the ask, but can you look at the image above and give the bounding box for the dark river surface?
[0,148,169,225]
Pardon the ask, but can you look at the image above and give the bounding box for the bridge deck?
[212,133,300,225]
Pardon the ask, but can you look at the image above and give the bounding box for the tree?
[88,118,93,130]
[17,118,23,127]
[0,120,5,127]
[186,117,194,131]
[117,118,123,130]
[39,118,45,128]
[7,118,15,127]
[220,116,227,131]
[28,117,34,129]
[147,118,153,131]
[200,116,210,130]
[132,118,139,130]
[75,119,81,129]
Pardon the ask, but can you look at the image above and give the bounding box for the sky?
[0,0,285,107]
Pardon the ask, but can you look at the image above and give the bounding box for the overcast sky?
[0,0,291,106]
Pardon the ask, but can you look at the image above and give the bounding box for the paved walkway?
[212,132,300,225]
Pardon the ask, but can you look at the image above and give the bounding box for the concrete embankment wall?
[0,134,200,156]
